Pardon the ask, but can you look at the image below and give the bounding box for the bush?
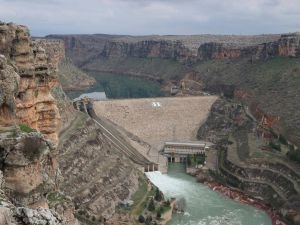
[19,124,34,133]
[287,149,300,163]
[279,134,288,145]
[138,215,145,223]
[269,141,281,151]
[164,200,170,207]
[156,211,161,219]
[148,199,155,212]
[145,216,152,225]
[155,187,162,202]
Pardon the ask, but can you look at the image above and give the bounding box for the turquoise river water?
[146,164,272,225]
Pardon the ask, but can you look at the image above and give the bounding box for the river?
[146,164,272,225]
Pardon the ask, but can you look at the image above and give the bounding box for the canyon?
[0,19,300,225]
[50,31,300,224]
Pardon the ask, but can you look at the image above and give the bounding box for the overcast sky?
[1,0,300,36]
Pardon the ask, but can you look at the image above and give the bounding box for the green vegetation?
[47,192,67,208]
[34,90,39,97]
[187,154,206,167]
[129,176,155,224]
[154,187,162,202]
[66,71,165,99]
[58,58,95,89]
[193,57,300,143]
[279,134,288,145]
[19,124,34,133]
[156,202,171,215]
[287,148,300,163]
[269,141,281,151]
[138,215,145,223]
[147,198,155,212]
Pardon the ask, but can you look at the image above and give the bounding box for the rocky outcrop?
[0,132,57,207]
[101,40,196,64]
[0,22,60,143]
[198,42,241,60]
[34,39,65,67]
[0,22,80,225]
[198,98,300,222]
[0,55,20,125]
[278,33,300,57]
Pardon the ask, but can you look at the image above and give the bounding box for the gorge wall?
[197,99,300,224]
[0,22,144,225]
[0,22,72,224]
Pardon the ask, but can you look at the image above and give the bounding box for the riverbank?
[186,167,287,225]
[205,181,287,225]
[160,199,176,225]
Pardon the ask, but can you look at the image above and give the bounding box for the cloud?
[0,0,300,36]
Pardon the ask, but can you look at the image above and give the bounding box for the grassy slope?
[58,58,95,89]
[83,56,189,80]
[193,57,300,143]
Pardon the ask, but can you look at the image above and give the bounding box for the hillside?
[49,33,300,147]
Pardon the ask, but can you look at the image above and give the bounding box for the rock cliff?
[0,22,75,225]
[0,22,60,143]
[198,99,300,223]
[1,22,147,225]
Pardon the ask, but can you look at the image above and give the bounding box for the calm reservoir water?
[146,164,272,225]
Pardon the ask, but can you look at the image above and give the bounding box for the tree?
[148,198,155,211]
[155,187,162,202]
[156,210,162,219]
[138,215,145,223]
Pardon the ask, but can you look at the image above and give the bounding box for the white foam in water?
[145,165,272,225]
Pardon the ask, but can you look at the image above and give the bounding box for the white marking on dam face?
[152,102,161,107]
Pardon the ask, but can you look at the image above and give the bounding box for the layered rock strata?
[198,99,300,223]
[0,22,60,143]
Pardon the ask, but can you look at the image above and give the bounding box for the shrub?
[269,141,281,151]
[138,215,145,223]
[156,211,161,219]
[148,199,155,212]
[279,134,288,145]
[164,200,170,207]
[155,187,162,202]
[287,148,300,163]
[19,124,34,133]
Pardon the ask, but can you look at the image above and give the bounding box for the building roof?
[165,141,207,147]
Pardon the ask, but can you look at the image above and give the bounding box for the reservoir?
[146,164,272,225]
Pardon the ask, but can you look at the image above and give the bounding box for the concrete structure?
[93,96,218,172]
[164,141,212,163]
[72,98,159,173]
[73,97,93,113]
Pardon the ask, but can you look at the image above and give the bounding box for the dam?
[93,96,218,172]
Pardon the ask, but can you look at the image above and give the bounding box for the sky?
[1,0,300,36]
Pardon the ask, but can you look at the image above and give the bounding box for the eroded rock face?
[0,22,61,143]
[101,40,197,63]
[198,42,241,60]
[57,116,140,220]
[0,55,20,125]
[278,33,300,57]
[34,39,65,67]
[0,132,58,207]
